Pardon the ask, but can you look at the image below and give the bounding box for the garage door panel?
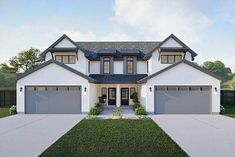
[25,86,81,114]
[155,86,211,114]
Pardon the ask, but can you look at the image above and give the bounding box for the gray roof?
[16,59,95,82]
[138,59,223,83]
[89,74,148,84]
[76,42,161,55]
[41,34,198,61]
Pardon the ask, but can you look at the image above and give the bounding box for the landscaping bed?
[222,105,235,118]
[40,119,187,157]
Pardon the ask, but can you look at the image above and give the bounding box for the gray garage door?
[154,86,211,114]
[25,86,81,114]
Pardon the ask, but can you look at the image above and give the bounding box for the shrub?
[231,80,235,89]
[95,103,104,109]
[133,103,141,110]
[9,105,17,115]
[88,102,104,115]
[132,92,139,103]
[113,107,123,117]
[135,107,147,115]
[220,105,225,114]
[88,107,102,115]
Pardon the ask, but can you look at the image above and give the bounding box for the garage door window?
[178,87,188,91]
[167,87,177,91]
[156,87,166,91]
[69,87,80,91]
[189,87,199,91]
[200,87,210,91]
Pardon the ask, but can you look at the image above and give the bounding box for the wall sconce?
[214,87,217,92]
[20,87,23,92]
[84,87,87,92]
[149,87,152,93]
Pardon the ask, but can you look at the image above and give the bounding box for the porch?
[95,84,141,107]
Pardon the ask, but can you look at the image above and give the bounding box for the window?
[88,61,90,73]
[130,88,135,99]
[147,61,149,73]
[55,55,76,64]
[175,55,182,62]
[127,57,134,74]
[69,56,76,64]
[161,55,182,64]
[101,88,107,99]
[103,57,110,74]
[161,55,168,64]
[55,56,62,63]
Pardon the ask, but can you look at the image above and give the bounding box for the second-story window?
[103,57,110,74]
[161,55,182,64]
[127,57,134,74]
[55,55,76,64]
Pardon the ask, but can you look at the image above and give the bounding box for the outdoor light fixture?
[149,87,152,92]
[84,87,87,92]
[214,87,217,92]
[20,87,23,92]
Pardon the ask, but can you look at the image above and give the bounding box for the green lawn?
[40,119,187,157]
[0,106,11,118]
[223,105,235,118]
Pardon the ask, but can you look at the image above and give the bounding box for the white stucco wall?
[137,61,147,74]
[89,83,98,107]
[54,38,76,48]
[90,61,100,74]
[143,63,220,113]
[114,61,123,74]
[16,63,91,113]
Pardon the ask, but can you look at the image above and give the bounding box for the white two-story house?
[16,34,222,114]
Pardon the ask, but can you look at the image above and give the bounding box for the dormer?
[146,34,198,74]
[41,34,78,64]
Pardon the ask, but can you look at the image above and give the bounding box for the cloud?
[113,0,211,43]
[0,22,97,63]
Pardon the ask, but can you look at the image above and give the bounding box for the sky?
[0,0,235,71]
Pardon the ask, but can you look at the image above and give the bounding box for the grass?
[40,119,187,157]
[223,105,235,118]
[0,106,11,118]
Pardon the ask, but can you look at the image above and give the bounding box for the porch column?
[116,84,121,107]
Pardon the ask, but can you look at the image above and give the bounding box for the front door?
[121,88,129,105]
[108,88,116,105]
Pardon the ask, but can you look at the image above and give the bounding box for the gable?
[54,38,77,48]
[160,37,183,47]
[149,63,220,84]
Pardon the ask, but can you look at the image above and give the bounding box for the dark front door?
[108,88,116,105]
[121,88,129,105]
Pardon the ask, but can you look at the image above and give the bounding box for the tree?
[1,47,42,73]
[231,80,235,89]
[202,60,232,80]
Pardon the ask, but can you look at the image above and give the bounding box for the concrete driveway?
[0,114,85,157]
[151,115,235,157]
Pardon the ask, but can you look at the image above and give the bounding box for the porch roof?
[89,74,148,84]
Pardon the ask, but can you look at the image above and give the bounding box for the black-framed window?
[55,55,76,64]
[103,57,110,74]
[101,88,107,99]
[161,55,182,64]
[127,57,134,74]
[88,61,90,73]
[130,88,135,99]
